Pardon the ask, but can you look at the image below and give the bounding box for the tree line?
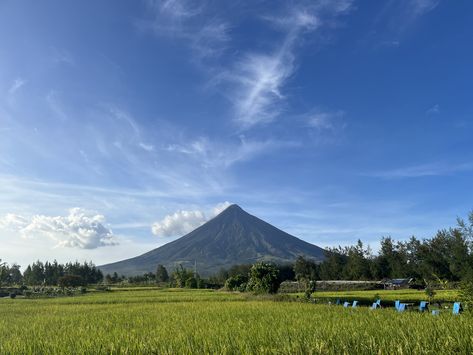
[0,260,103,286]
[306,211,473,283]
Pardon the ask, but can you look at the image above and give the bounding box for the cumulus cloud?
[151,210,207,237]
[0,208,117,249]
[151,201,232,237]
[0,213,29,230]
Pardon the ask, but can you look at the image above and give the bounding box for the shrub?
[246,262,281,294]
[225,274,248,291]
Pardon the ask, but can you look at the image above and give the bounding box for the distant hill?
[99,204,326,276]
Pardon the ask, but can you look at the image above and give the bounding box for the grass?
[0,288,471,354]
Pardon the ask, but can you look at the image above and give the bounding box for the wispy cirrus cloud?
[366,161,473,179]
[139,0,230,60]
[306,109,346,131]
[166,135,298,168]
[220,2,353,129]
[370,0,441,46]
[409,0,440,17]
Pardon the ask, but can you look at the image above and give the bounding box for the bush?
[9,292,16,299]
[225,274,248,291]
[246,262,281,294]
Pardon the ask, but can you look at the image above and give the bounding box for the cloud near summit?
[151,201,231,237]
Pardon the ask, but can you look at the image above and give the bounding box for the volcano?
[99,204,326,276]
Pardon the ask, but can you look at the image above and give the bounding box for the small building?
[381,278,413,290]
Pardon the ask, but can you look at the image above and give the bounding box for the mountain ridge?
[99,204,326,276]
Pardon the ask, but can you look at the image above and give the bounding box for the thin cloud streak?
[366,162,473,179]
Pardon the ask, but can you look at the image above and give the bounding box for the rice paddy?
[0,288,471,354]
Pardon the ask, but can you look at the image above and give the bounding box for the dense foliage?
[293,212,473,284]
[246,262,281,294]
[2,260,103,286]
[0,260,22,286]
[156,264,169,282]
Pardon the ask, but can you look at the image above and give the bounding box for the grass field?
[1,288,471,354]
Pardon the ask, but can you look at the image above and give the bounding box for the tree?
[172,265,196,288]
[0,259,7,286]
[246,262,280,294]
[341,240,372,280]
[294,256,318,282]
[318,247,347,280]
[8,263,22,284]
[156,264,169,283]
[294,256,318,298]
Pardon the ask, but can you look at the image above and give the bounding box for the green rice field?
[0,288,471,354]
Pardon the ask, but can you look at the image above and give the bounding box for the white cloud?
[151,202,232,237]
[226,50,295,128]
[141,0,229,60]
[166,135,297,168]
[8,78,25,95]
[139,142,154,152]
[212,201,232,216]
[151,210,207,237]
[0,213,29,230]
[152,0,202,19]
[426,104,440,115]
[306,109,345,130]
[366,162,473,179]
[409,0,440,16]
[371,0,440,43]
[0,208,118,249]
[223,2,353,129]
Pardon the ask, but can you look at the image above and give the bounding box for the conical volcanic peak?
[99,205,326,276]
[215,203,243,216]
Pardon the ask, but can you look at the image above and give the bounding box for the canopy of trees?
[246,262,281,294]
[22,261,103,286]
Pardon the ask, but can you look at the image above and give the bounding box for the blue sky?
[1,0,472,268]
